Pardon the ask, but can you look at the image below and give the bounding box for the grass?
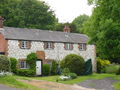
[0,74,120,90]
[0,75,41,90]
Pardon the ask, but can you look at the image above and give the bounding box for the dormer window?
[64,43,73,50]
[78,43,86,51]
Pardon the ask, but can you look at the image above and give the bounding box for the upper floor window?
[64,43,73,50]
[44,42,54,49]
[78,43,86,51]
[19,40,31,49]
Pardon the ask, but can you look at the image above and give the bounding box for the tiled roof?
[3,27,88,43]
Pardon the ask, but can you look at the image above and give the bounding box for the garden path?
[19,79,95,90]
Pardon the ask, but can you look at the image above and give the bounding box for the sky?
[42,0,93,23]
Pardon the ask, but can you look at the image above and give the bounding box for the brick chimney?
[63,25,71,32]
[0,16,4,28]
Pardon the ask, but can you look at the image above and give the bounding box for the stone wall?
[7,40,96,71]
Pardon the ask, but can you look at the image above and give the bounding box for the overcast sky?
[42,0,93,23]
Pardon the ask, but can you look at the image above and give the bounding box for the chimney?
[63,25,71,32]
[0,16,4,28]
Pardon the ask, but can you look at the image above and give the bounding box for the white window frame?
[20,61,28,69]
[46,42,53,49]
[65,43,73,50]
[79,43,86,51]
[21,41,28,49]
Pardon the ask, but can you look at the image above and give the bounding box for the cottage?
[0,17,96,75]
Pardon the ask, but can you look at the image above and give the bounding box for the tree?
[0,0,57,30]
[72,14,89,33]
[83,0,120,63]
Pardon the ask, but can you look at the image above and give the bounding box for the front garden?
[0,53,120,90]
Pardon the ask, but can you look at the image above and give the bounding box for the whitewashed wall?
[8,40,96,72]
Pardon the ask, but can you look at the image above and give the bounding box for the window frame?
[19,60,28,69]
[21,41,28,49]
[44,42,54,50]
[79,43,86,51]
[64,43,73,50]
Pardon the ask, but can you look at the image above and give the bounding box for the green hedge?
[43,64,50,76]
[17,69,35,76]
[10,57,17,73]
[0,55,11,72]
[61,54,85,75]
[50,60,58,75]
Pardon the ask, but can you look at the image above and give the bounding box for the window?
[20,61,28,69]
[19,40,31,49]
[64,43,73,50]
[44,42,54,49]
[78,43,86,51]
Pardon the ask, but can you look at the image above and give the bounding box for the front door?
[36,60,42,75]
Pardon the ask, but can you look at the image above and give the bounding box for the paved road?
[0,84,21,90]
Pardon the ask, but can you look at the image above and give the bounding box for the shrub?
[10,57,17,73]
[69,73,77,79]
[17,69,35,76]
[116,66,120,75]
[50,60,58,75]
[26,53,37,70]
[105,64,120,74]
[97,58,111,73]
[43,64,50,76]
[0,55,11,72]
[62,68,70,76]
[61,54,85,75]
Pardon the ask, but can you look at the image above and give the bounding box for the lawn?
[0,73,120,90]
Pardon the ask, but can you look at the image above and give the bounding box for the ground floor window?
[20,60,29,69]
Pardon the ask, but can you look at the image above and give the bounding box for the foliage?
[0,71,12,77]
[43,64,50,76]
[62,68,70,76]
[10,57,17,73]
[97,58,111,73]
[50,60,58,75]
[0,0,57,30]
[105,64,120,74]
[17,69,35,77]
[69,73,77,79]
[116,66,120,75]
[72,14,89,33]
[0,55,11,72]
[84,0,120,63]
[61,54,85,75]
[26,53,37,70]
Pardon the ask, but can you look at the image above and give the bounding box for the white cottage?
[0,17,96,73]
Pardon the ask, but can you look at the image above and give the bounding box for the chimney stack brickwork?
[63,25,71,32]
[0,16,4,28]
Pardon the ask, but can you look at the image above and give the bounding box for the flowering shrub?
[0,71,12,77]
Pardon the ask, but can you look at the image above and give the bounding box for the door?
[36,61,42,75]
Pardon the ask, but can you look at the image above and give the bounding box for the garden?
[0,53,120,90]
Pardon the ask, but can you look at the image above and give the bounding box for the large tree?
[0,0,57,30]
[72,14,89,33]
[83,0,120,63]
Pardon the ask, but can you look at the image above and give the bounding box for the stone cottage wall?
[7,40,96,71]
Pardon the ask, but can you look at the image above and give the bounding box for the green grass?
[0,75,41,90]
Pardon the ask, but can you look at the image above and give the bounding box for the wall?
[7,40,96,72]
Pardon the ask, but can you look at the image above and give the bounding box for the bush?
[43,64,50,76]
[105,64,120,74]
[97,58,111,73]
[62,68,70,76]
[10,57,17,73]
[50,60,58,75]
[69,73,77,79]
[0,55,11,72]
[26,53,37,70]
[17,69,35,76]
[61,54,85,75]
[116,66,120,75]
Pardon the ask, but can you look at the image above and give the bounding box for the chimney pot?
[63,25,71,32]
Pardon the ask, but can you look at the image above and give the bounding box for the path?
[0,84,21,90]
[78,78,118,90]
[19,79,95,90]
